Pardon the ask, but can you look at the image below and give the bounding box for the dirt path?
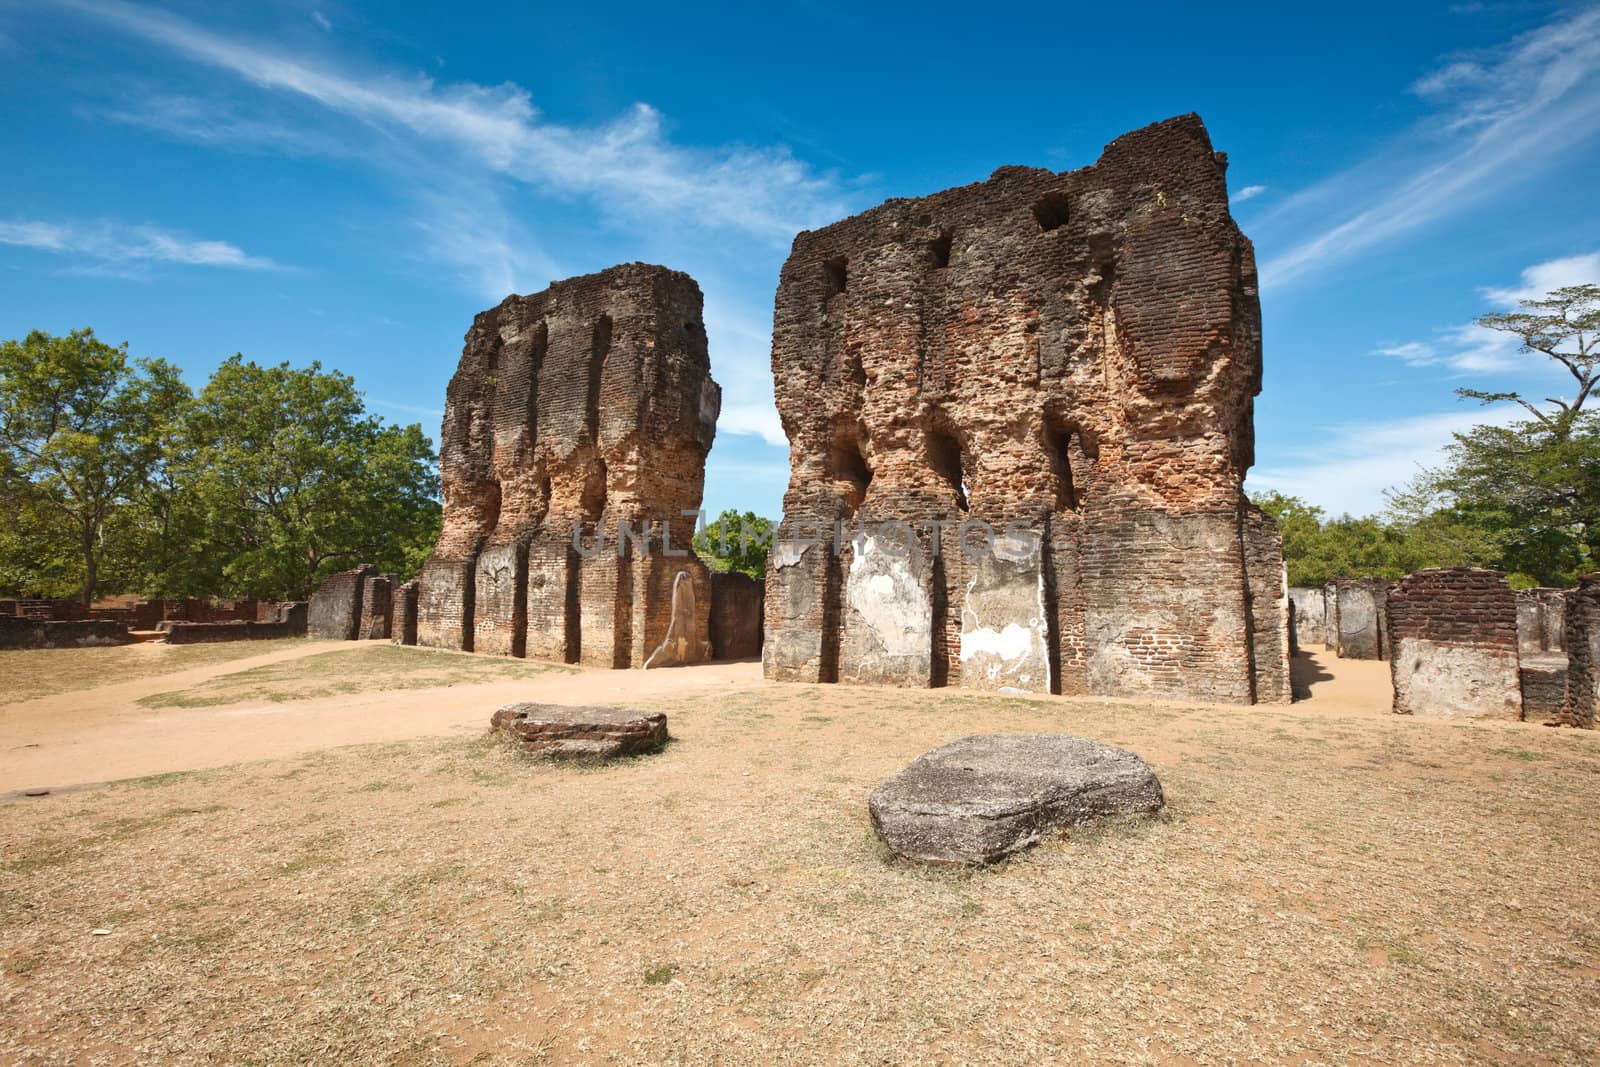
[2,643,766,792]
[1,642,1391,794]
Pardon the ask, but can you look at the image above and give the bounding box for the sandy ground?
[1,641,767,793]
[1,643,1595,1065]
[0,642,1396,794]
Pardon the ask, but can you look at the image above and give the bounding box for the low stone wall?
[164,619,304,644]
[1386,568,1522,720]
[1562,574,1600,728]
[0,617,131,649]
[709,571,764,660]
[1288,586,1327,649]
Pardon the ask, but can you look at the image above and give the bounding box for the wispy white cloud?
[1247,406,1521,517]
[1374,250,1600,374]
[0,217,277,270]
[310,10,331,32]
[1233,184,1267,202]
[1259,7,1600,287]
[56,0,848,248]
[716,403,786,447]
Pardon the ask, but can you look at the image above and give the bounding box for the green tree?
[179,356,440,599]
[694,508,774,579]
[0,329,191,603]
[1395,283,1600,586]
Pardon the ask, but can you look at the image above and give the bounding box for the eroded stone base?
[867,734,1164,866]
[490,702,669,759]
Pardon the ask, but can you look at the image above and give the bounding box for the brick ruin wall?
[392,580,419,646]
[357,574,395,641]
[1385,568,1522,720]
[761,114,1289,704]
[709,571,765,660]
[416,264,720,668]
[1515,587,1569,723]
[1288,586,1327,649]
[1563,575,1600,728]
[307,565,376,640]
[1329,578,1390,660]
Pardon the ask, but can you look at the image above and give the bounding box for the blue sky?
[3,0,1599,520]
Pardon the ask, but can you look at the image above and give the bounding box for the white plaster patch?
[1392,636,1522,720]
[772,542,813,569]
[844,535,930,656]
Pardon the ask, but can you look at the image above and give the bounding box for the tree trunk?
[80,521,98,606]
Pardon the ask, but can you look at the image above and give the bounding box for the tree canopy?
[0,331,441,603]
[694,508,774,579]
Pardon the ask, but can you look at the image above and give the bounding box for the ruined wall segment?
[308,565,375,641]
[763,114,1288,704]
[1332,578,1390,660]
[1288,586,1328,648]
[416,264,721,667]
[1386,568,1522,720]
[1563,575,1600,728]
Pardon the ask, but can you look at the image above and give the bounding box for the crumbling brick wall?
[1386,568,1522,720]
[391,581,419,646]
[1562,575,1600,728]
[416,264,720,668]
[761,114,1288,704]
[357,574,394,640]
[308,564,376,640]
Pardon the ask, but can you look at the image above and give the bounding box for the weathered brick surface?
[391,581,419,646]
[1521,655,1568,724]
[1386,568,1522,720]
[307,565,375,640]
[417,264,720,667]
[1562,574,1600,728]
[710,571,765,660]
[762,114,1287,704]
[357,574,394,641]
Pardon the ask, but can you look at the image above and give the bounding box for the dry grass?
[134,644,572,709]
[0,639,311,703]
[2,683,1598,1064]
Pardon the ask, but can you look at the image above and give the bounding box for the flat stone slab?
[490,703,668,760]
[868,735,1164,865]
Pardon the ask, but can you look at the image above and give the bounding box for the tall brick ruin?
[417,263,721,667]
[762,114,1290,704]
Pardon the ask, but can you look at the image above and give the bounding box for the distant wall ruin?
[1329,578,1390,661]
[308,565,376,641]
[1288,586,1327,648]
[416,263,721,668]
[1386,568,1522,720]
[762,114,1289,704]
